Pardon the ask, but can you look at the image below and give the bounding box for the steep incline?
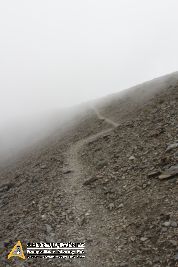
[81,83,178,266]
[0,73,178,267]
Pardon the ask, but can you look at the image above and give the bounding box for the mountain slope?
[0,73,178,267]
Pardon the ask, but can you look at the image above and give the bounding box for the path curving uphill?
[61,108,118,267]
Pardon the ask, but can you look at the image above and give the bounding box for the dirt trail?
[61,108,118,267]
[93,107,119,128]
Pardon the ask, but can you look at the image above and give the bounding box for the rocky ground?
[0,73,178,266]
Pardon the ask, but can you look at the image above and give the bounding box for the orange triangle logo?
[8,240,25,260]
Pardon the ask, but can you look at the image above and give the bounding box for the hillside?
[0,73,178,267]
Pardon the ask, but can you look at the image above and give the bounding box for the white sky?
[0,0,178,124]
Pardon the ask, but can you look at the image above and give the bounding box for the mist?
[1,0,178,163]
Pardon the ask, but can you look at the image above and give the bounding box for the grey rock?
[129,155,135,160]
[63,169,72,174]
[174,151,178,159]
[174,252,178,261]
[0,183,14,193]
[169,165,178,172]
[40,164,47,169]
[46,224,52,233]
[140,237,148,242]
[118,203,124,208]
[41,214,47,220]
[171,221,177,227]
[148,171,161,178]
[159,165,178,180]
[33,167,41,173]
[130,236,136,242]
[142,183,147,189]
[166,143,178,152]
[108,203,115,210]
[162,227,167,232]
[162,221,171,227]
[169,240,177,246]
[168,177,177,183]
[79,216,87,226]
[83,176,98,186]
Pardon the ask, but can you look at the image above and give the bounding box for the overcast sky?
[0,0,178,125]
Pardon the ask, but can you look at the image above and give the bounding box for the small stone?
[142,183,147,189]
[166,143,178,152]
[118,203,124,208]
[159,173,172,180]
[85,210,91,216]
[63,169,72,174]
[46,224,52,233]
[108,203,115,210]
[140,237,148,242]
[162,227,167,232]
[33,167,40,173]
[153,256,160,263]
[171,221,177,227]
[163,221,171,227]
[174,252,178,261]
[117,246,122,251]
[168,177,177,183]
[130,236,136,242]
[40,164,47,169]
[129,156,135,160]
[169,165,178,172]
[146,260,153,265]
[41,214,47,220]
[174,152,178,159]
[159,165,178,180]
[148,171,161,178]
[169,240,177,246]
[0,183,14,193]
[79,216,87,226]
[83,176,98,186]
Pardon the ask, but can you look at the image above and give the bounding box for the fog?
[0,0,178,163]
[0,108,76,165]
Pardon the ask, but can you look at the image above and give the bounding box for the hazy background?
[0,0,178,162]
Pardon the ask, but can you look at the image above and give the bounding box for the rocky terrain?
[0,73,178,266]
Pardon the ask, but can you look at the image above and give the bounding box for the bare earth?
[0,72,178,267]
